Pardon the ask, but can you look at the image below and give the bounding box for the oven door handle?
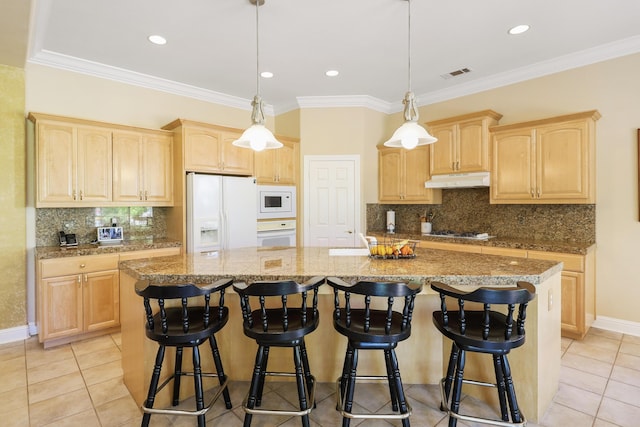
[257,229,296,238]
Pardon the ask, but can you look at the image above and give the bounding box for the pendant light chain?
[255,0,260,97]
[407,0,412,93]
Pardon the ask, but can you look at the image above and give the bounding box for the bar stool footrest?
[438,378,527,427]
[242,371,316,417]
[141,373,229,417]
[335,375,412,421]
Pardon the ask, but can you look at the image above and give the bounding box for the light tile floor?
[0,327,639,426]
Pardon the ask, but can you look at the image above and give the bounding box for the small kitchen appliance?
[97,226,123,245]
[257,185,296,219]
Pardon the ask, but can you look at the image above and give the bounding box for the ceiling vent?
[440,67,472,80]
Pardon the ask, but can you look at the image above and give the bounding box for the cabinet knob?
[73,190,77,200]
[80,263,86,268]
[79,190,83,200]
[144,190,148,201]
[139,191,143,201]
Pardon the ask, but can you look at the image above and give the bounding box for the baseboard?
[592,316,640,337]
[0,325,31,344]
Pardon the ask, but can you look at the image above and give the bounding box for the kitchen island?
[119,246,562,422]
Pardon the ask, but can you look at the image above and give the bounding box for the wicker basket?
[368,239,417,259]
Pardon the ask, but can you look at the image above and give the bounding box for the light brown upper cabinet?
[426,110,502,175]
[254,136,299,185]
[490,110,600,204]
[31,114,113,207]
[162,119,254,176]
[112,130,173,205]
[378,145,442,204]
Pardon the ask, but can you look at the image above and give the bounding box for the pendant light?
[232,0,283,151]
[383,0,437,150]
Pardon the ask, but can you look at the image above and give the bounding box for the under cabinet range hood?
[425,171,490,189]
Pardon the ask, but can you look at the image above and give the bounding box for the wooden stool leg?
[493,354,510,421]
[384,349,399,412]
[442,343,459,411]
[501,355,523,423]
[172,346,183,406]
[244,345,267,427]
[192,345,206,427]
[388,348,410,427]
[339,344,354,406]
[342,346,359,427]
[300,340,315,407]
[142,345,166,427]
[256,345,270,406]
[293,346,310,427]
[209,335,232,409]
[448,348,466,427]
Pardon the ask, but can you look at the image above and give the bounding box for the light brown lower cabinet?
[420,240,595,339]
[37,247,181,347]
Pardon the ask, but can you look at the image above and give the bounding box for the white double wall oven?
[257,185,297,247]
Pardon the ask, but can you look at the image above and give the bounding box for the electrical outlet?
[548,289,553,311]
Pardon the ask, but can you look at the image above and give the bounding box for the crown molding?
[26,35,640,117]
[417,35,640,106]
[27,49,276,117]
[296,95,392,114]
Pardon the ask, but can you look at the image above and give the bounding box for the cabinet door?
[536,120,590,201]
[404,145,433,201]
[429,124,456,175]
[40,274,83,340]
[36,122,77,205]
[112,131,143,202]
[220,131,254,175]
[76,126,112,203]
[378,148,403,202]
[560,271,585,339]
[491,128,536,202]
[184,126,221,172]
[83,269,120,332]
[276,141,299,185]
[457,118,488,172]
[142,133,173,204]
[254,149,278,183]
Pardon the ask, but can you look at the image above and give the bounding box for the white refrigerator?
[186,173,258,253]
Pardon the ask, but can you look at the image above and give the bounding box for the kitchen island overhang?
[119,246,562,422]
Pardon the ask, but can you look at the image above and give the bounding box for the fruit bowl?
[368,239,417,259]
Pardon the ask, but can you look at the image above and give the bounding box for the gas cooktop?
[425,230,493,240]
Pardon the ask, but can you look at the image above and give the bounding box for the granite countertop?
[35,238,182,260]
[119,246,562,289]
[369,232,595,255]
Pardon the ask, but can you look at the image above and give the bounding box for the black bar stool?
[326,276,423,427]
[233,276,325,427]
[135,278,234,427]
[431,281,536,427]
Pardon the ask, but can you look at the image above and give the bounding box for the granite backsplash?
[367,188,595,243]
[36,207,169,247]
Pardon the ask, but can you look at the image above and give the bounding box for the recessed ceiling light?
[325,70,339,77]
[148,35,167,45]
[260,71,274,78]
[508,24,530,35]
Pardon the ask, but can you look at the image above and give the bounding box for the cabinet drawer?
[481,247,528,258]
[420,241,482,253]
[119,247,181,261]
[527,250,584,272]
[41,254,120,278]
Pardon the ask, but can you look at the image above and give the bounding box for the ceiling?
[4,0,640,114]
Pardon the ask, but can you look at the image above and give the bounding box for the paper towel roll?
[386,210,395,233]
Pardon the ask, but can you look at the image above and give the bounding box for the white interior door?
[304,156,360,247]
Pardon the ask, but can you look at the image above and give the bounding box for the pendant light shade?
[232,0,282,151]
[383,0,437,150]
